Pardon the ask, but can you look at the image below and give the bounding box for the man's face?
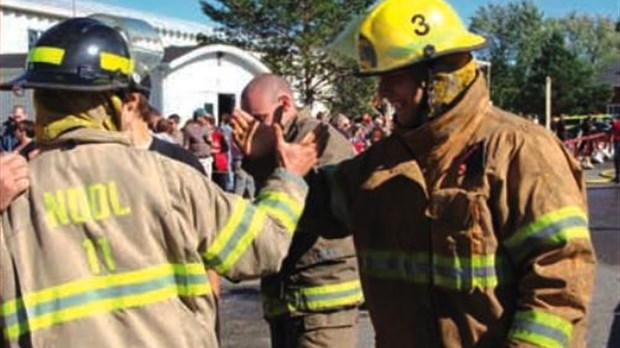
[242,89,281,126]
[378,68,425,129]
[12,107,26,123]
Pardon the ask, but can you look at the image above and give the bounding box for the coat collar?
[41,128,131,148]
[396,75,491,168]
[283,107,313,142]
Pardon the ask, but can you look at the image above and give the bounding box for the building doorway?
[218,93,236,123]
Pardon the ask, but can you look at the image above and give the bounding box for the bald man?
[232,74,363,348]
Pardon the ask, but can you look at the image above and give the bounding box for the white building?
[152,45,269,122]
[0,0,270,124]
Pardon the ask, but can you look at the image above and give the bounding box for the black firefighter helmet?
[1,17,135,92]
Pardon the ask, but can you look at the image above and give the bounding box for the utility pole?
[545,76,552,130]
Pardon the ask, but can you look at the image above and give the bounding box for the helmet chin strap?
[397,56,478,131]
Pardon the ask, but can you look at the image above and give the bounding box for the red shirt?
[612,119,620,141]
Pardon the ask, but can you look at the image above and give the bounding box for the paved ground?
[220,162,620,348]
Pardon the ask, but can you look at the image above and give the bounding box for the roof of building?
[163,46,199,63]
[1,0,212,36]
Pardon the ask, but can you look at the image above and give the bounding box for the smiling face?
[378,68,426,129]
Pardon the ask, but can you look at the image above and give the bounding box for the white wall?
[0,9,60,54]
[154,46,271,124]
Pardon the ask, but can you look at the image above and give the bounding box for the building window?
[607,104,620,115]
[28,29,43,49]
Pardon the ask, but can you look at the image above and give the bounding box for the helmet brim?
[0,70,131,92]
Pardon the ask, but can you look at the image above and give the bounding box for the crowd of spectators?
[3,102,616,185]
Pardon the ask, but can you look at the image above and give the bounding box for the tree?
[327,66,377,117]
[548,13,620,72]
[200,0,374,112]
[469,0,546,112]
[470,1,614,115]
[523,30,611,116]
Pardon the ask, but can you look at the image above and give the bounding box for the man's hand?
[275,125,318,177]
[0,153,29,212]
[231,108,259,155]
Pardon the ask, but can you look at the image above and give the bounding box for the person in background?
[168,113,185,144]
[1,105,28,152]
[611,114,620,183]
[184,108,214,179]
[554,114,569,141]
[210,119,230,191]
[233,74,363,348]
[154,118,178,144]
[368,126,386,147]
[219,113,235,192]
[231,141,255,199]
[13,120,38,160]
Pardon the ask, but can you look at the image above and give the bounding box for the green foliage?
[199,0,374,112]
[522,30,611,116]
[469,0,615,116]
[327,65,377,117]
[548,13,619,72]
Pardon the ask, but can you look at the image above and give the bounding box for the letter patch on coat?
[43,181,132,227]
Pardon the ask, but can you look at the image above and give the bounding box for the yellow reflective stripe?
[205,199,248,261]
[6,284,177,339]
[1,263,206,316]
[2,263,210,340]
[214,209,266,274]
[256,190,303,235]
[100,52,133,74]
[300,281,364,311]
[299,280,360,296]
[509,309,573,348]
[257,190,302,216]
[28,46,65,65]
[433,253,498,290]
[505,206,588,248]
[257,205,295,235]
[263,280,363,315]
[204,198,268,274]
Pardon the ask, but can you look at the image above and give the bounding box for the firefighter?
[235,0,597,346]
[233,74,363,348]
[0,17,318,347]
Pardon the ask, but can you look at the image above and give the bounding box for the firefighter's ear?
[125,92,141,112]
[278,94,294,113]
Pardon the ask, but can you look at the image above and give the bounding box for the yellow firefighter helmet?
[348,0,486,75]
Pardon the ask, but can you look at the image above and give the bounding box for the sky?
[92,0,619,25]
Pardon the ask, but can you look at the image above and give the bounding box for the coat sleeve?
[303,149,369,238]
[175,162,309,281]
[495,131,597,348]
